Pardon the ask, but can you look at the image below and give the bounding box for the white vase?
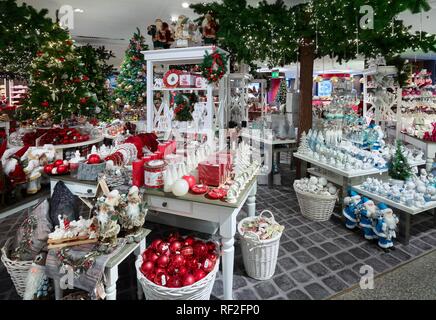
[163,170,173,193]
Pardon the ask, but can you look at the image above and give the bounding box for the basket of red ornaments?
[136,233,220,300]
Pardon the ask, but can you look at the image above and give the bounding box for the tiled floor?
[1,183,436,300]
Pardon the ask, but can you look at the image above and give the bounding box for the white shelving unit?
[142,46,230,149]
[8,80,28,107]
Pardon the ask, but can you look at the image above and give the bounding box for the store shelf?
[352,185,436,215]
[153,87,208,91]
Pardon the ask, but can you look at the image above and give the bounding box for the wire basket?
[135,251,219,300]
[293,181,338,222]
[1,238,33,298]
[237,210,283,280]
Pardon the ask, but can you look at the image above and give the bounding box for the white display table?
[352,185,436,244]
[50,175,257,300]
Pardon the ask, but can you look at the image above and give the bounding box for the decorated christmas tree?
[114,28,148,109]
[276,79,287,106]
[389,140,412,181]
[76,44,115,121]
[297,132,310,154]
[20,36,100,124]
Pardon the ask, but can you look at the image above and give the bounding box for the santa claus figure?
[1,144,29,187]
[374,203,399,251]
[359,197,378,240]
[343,190,361,230]
[201,13,218,45]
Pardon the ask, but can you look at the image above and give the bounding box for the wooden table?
[400,133,436,172]
[352,185,436,245]
[53,228,151,300]
[144,178,257,300]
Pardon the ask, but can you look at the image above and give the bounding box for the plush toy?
[374,203,399,251]
[359,197,378,240]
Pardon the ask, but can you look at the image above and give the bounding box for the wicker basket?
[293,181,338,222]
[237,211,282,280]
[135,254,219,300]
[1,238,33,298]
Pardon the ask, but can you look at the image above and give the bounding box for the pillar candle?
[132,159,145,187]
[154,151,163,159]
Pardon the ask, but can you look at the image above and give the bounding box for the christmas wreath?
[163,69,182,88]
[198,48,228,84]
[173,93,198,122]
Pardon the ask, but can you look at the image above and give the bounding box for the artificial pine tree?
[114,28,148,109]
[276,79,287,106]
[297,132,310,154]
[389,140,412,181]
[20,36,99,124]
[76,44,115,121]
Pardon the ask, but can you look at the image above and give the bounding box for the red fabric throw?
[137,133,159,153]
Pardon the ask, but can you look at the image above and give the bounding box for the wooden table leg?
[399,211,411,245]
[246,182,257,217]
[105,266,118,300]
[433,208,436,228]
[134,239,146,300]
[300,160,307,178]
[220,213,236,300]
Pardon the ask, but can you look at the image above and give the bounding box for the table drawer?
[51,180,97,197]
[149,196,193,215]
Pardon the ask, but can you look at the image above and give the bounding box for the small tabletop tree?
[389,140,412,181]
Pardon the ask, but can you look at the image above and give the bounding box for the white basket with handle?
[293,181,338,222]
[135,249,219,300]
[237,210,283,280]
[1,238,33,298]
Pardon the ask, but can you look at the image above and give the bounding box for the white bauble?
[417,185,426,194]
[172,179,189,197]
[309,176,318,185]
[328,185,337,195]
[427,186,436,195]
[318,177,328,186]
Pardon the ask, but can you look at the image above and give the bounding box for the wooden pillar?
[296,39,315,178]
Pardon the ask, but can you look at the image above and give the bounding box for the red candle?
[154,151,163,159]
[132,159,145,187]
[143,155,152,163]
[158,144,166,153]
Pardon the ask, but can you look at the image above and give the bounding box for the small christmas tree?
[114,28,148,109]
[389,140,412,180]
[20,35,99,124]
[297,132,310,154]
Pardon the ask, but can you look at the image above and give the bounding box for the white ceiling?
[17,0,436,69]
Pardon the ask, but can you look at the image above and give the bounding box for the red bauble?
[167,232,180,243]
[40,101,49,107]
[155,267,167,275]
[206,241,217,253]
[156,255,170,268]
[156,242,170,255]
[57,164,69,174]
[180,245,194,257]
[193,269,207,282]
[207,252,218,262]
[166,264,178,276]
[154,272,169,287]
[184,236,196,246]
[182,274,196,287]
[54,159,64,167]
[44,164,54,175]
[193,242,208,258]
[177,266,189,277]
[150,239,163,250]
[188,257,200,270]
[87,154,101,164]
[148,252,159,264]
[170,254,185,268]
[182,175,196,189]
[169,240,183,253]
[168,276,182,288]
[146,272,155,282]
[141,260,155,276]
[79,97,87,104]
[202,258,216,273]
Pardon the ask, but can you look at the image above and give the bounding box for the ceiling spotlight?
[182,2,190,9]
[171,15,178,22]
[74,8,84,13]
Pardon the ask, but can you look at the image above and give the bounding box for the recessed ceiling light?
[74,8,84,13]
[171,15,178,22]
[182,2,190,9]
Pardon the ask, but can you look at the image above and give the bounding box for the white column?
[134,238,146,300]
[105,266,118,300]
[146,60,154,133]
[219,213,236,300]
